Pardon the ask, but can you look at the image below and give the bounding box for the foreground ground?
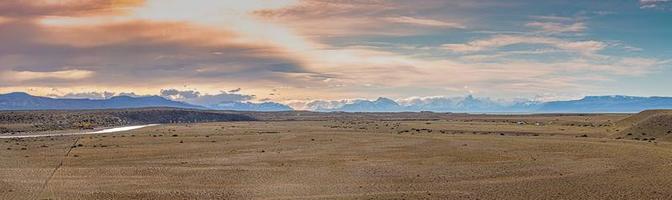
[2,113,672,199]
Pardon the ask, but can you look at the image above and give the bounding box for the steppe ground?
[2,114,672,199]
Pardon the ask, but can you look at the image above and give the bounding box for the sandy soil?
[2,116,672,199]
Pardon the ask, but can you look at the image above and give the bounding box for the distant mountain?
[324,95,672,113]
[208,101,293,111]
[329,96,539,113]
[402,95,539,112]
[331,97,404,112]
[4,92,672,113]
[538,96,672,113]
[0,92,203,110]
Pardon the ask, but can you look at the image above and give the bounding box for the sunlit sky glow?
[0,0,671,107]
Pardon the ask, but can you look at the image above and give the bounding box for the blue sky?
[0,0,670,108]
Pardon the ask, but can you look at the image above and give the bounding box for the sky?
[0,0,670,108]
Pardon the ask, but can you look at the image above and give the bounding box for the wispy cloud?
[640,0,671,9]
[385,16,465,28]
[0,0,143,18]
[442,35,606,55]
[48,91,117,99]
[526,21,586,33]
[1,69,94,82]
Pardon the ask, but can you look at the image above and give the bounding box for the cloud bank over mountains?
[296,96,540,113]
[286,95,672,113]
[44,88,292,111]
[5,90,672,113]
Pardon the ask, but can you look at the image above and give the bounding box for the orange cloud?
[1,69,94,82]
[0,0,144,18]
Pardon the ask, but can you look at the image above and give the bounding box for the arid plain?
[2,110,672,199]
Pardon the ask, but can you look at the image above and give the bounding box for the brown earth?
[2,111,672,199]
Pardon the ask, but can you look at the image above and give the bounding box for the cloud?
[385,16,465,28]
[640,0,671,9]
[442,35,606,55]
[48,91,116,99]
[254,0,467,37]
[0,18,315,90]
[286,99,354,110]
[160,89,256,106]
[1,69,94,82]
[228,88,242,93]
[0,0,670,102]
[0,0,144,18]
[0,17,10,24]
[526,21,586,33]
[117,92,143,97]
[160,89,200,99]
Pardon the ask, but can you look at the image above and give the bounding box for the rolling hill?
[617,110,672,141]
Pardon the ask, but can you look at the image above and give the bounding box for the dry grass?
[2,114,672,199]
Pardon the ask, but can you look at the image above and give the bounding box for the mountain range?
[2,92,672,113]
[0,92,203,110]
[0,92,292,111]
[208,101,293,111]
[319,95,672,113]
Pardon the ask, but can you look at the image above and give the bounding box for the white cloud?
[47,91,116,99]
[285,99,355,110]
[640,0,671,9]
[1,69,94,82]
[385,16,465,28]
[526,21,586,33]
[442,35,606,55]
[160,89,256,106]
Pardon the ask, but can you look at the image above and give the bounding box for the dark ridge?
[0,108,255,134]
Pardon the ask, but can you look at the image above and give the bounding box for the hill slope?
[617,110,672,141]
